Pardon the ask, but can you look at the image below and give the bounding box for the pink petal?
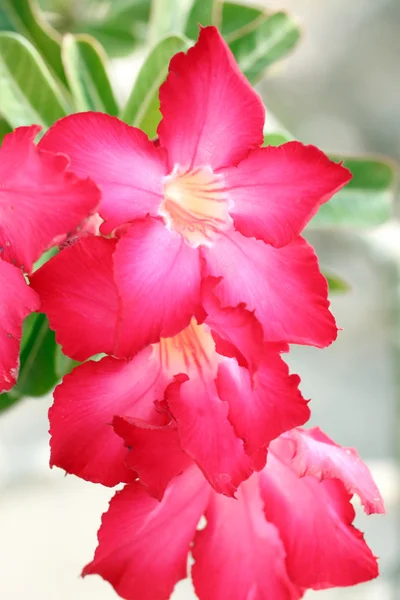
[217,352,310,457]
[0,125,100,272]
[114,217,202,358]
[202,232,337,348]
[223,143,351,247]
[113,409,193,501]
[50,350,168,486]
[0,260,39,392]
[83,468,210,600]
[166,370,255,496]
[158,26,264,171]
[192,475,303,600]
[30,236,119,361]
[39,112,167,234]
[260,451,380,589]
[280,427,385,515]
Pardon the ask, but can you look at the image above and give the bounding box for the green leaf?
[0,32,69,128]
[263,132,291,147]
[55,345,80,378]
[121,34,190,138]
[310,157,395,228]
[1,0,67,86]
[62,33,119,114]
[229,12,301,84]
[185,0,220,40]
[324,271,350,294]
[0,118,12,144]
[221,2,263,39]
[148,0,194,44]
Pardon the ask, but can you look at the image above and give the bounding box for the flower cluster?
[0,26,384,600]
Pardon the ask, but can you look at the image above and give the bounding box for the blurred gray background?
[0,0,399,598]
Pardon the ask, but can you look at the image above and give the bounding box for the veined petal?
[217,353,310,457]
[224,143,351,247]
[202,232,337,348]
[39,112,168,234]
[158,26,264,171]
[279,427,385,515]
[114,217,202,358]
[30,236,119,361]
[260,448,380,589]
[0,260,39,392]
[50,350,169,487]
[83,468,210,600]
[192,475,303,600]
[0,125,100,272]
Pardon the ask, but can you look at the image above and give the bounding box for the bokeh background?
[0,0,399,598]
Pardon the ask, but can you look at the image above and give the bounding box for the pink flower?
[38,26,351,361]
[83,426,384,600]
[0,126,100,392]
[39,235,310,495]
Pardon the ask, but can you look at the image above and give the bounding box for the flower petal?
[158,26,264,171]
[166,370,255,496]
[39,112,167,234]
[192,475,303,600]
[224,143,351,247]
[83,468,210,600]
[260,447,379,589]
[50,350,168,486]
[114,217,202,358]
[217,353,310,457]
[280,427,385,515]
[202,232,337,348]
[30,236,119,361]
[0,260,39,392]
[0,125,100,272]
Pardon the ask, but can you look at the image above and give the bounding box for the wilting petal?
[192,475,303,600]
[50,350,168,486]
[114,217,202,358]
[202,232,337,348]
[113,406,193,501]
[279,427,385,515]
[260,451,379,589]
[83,468,210,600]
[39,112,168,234]
[31,236,119,361]
[166,371,255,496]
[158,26,264,171]
[202,277,264,373]
[0,260,39,392]
[0,125,100,272]
[224,143,351,247]
[217,353,310,457]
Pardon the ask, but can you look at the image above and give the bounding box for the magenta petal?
[224,143,351,246]
[50,350,168,487]
[83,469,210,600]
[30,236,119,361]
[202,232,337,348]
[114,217,202,358]
[158,26,264,170]
[0,260,39,392]
[0,125,100,272]
[192,475,303,600]
[39,112,167,234]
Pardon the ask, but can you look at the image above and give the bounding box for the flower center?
[157,319,217,378]
[160,165,231,247]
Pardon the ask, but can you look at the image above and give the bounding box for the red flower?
[82,426,384,600]
[38,26,351,361]
[0,126,100,391]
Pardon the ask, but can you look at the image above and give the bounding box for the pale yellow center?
[160,165,231,247]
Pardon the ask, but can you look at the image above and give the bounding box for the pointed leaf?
[185,0,220,40]
[324,272,350,294]
[62,33,119,114]
[0,32,69,128]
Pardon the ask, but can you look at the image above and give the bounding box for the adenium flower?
[37,26,351,362]
[83,425,384,600]
[0,126,99,391]
[35,235,310,495]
